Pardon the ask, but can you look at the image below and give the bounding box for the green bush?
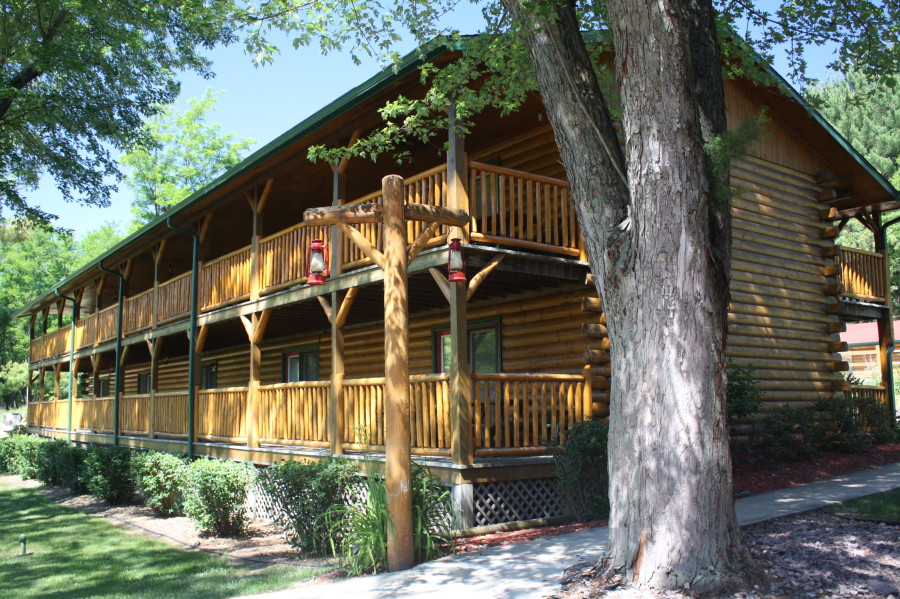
[326,463,453,574]
[184,458,256,537]
[131,451,187,516]
[35,440,86,490]
[751,404,822,462]
[260,457,357,555]
[550,419,609,522]
[727,363,763,422]
[2,434,47,479]
[0,436,17,473]
[83,446,135,504]
[817,386,898,451]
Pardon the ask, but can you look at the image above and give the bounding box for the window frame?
[431,317,502,375]
[136,371,152,395]
[283,345,320,383]
[200,361,218,390]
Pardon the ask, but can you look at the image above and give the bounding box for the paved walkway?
[236,462,900,599]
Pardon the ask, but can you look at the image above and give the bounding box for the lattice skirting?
[472,478,562,527]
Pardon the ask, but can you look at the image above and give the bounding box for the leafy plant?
[750,404,822,463]
[83,446,135,504]
[131,451,187,516]
[726,363,763,422]
[184,458,256,537]
[1,434,47,479]
[326,461,453,574]
[816,380,898,451]
[35,439,86,491]
[550,419,609,522]
[259,457,357,555]
[409,464,454,562]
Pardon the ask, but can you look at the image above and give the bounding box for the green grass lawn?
[0,482,325,599]
[824,488,900,524]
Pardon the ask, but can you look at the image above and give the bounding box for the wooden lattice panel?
[473,478,562,526]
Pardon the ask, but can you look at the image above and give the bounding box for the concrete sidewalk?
[236,462,900,599]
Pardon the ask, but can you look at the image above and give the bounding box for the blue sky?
[32,4,841,239]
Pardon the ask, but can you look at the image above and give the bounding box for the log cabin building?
[19,45,898,527]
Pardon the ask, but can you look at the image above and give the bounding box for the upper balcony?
[835,246,891,306]
[29,161,580,363]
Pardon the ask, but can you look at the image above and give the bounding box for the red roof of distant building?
[841,320,900,346]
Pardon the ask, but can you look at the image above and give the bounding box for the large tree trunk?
[502,0,755,593]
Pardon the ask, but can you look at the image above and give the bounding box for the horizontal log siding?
[728,155,842,403]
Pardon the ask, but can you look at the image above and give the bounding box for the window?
[200,362,218,390]
[284,347,319,382]
[136,371,152,395]
[97,375,110,398]
[434,319,501,374]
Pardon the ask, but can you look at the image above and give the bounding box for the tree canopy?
[122,89,254,230]
[811,71,900,310]
[0,0,236,224]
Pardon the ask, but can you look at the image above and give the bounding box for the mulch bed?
[455,443,900,553]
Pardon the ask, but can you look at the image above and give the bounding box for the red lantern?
[306,239,329,285]
[448,238,466,283]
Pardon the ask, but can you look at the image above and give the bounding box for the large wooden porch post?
[331,162,346,454]
[304,175,468,573]
[447,100,473,465]
[382,175,413,571]
[449,283,472,465]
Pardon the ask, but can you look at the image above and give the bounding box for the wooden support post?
[330,162,346,455]
[874,214,896,413]
[382,175,413,572]
[53,364,62,400]
[148,339,163,438]
[249,180,271,302]
[245,309,270,448]
[449,279,472,465]
[447,102,469,242]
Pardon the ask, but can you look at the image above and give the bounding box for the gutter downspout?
[881,215,899,416]
[166,217,199,460]
[97,261,124,448]
[54,289,76,443]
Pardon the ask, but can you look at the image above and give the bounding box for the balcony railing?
[837,246,889,304]
[27,371,591,456]
[468,162,581,257]
[29,162,583,362]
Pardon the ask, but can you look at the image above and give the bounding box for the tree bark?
[502,0,754,593]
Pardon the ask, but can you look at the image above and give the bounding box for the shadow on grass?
[0,484,324,599]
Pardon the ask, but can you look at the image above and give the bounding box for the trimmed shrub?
[131,451,187,516]
[260,457,357,554]
[550,419,609,522]
[83,446,135,504]
[184,458,256,536]
[0,436,17,473]
[35,440,82,488]
[4,434,47,479]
